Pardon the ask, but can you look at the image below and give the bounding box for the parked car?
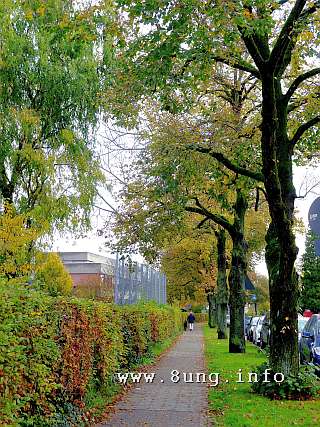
[247,316,259,342]
[260,312,270,349]
[299,314,320,366]
[298,316,309,341]
[253,315,265,346]
[260,314,309,349]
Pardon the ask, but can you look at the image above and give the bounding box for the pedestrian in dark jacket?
[187,311,195,331]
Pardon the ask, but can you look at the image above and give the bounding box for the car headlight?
[313,347,320,356]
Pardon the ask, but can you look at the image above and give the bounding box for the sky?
[54,161,320,277]
[255,165,319,275]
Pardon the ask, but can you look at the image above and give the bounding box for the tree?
[0,0,115,247]
[162,231,216,307]
[111,0,320,376]
[214,228,228,339]
[35,252,73,296]
[109,106,268,351]
[248,272,270,314]
[300,229,320,312]
[0,204,41,279]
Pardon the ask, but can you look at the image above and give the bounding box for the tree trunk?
[265,223,299,376]
[261,74,299,376]
[207,292,217,328]
[215,229,228,339]
[217,303,228,339]
[228,189,247,353]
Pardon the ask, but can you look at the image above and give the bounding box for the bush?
[251,362,320,400]
[34,252,73,296]
[119,302,183,367]
[0,205,42,279]
[194,313,208,323]
[0,282,183,425]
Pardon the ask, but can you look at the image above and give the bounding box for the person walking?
[187,311,195,331]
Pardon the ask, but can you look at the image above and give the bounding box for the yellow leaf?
[37,6,46,17]
[25,10,33,21]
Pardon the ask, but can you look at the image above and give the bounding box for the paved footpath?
[97,324,208,427]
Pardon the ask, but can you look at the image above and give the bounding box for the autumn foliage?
[0,205,42,278]
[35,252,73,296]
[0,282,183,425]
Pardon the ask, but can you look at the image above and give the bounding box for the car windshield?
[298,319,308,332]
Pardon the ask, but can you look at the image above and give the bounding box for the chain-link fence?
[114,254,166,305]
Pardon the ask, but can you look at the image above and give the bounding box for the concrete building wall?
[58,252,115,301]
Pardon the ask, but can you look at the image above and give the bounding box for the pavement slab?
[97,324,208,427]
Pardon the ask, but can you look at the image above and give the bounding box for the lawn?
[204,326,320,427]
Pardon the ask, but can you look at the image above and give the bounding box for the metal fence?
[114,254,166,305]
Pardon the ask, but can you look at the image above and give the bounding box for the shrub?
[0,282,61,426]
[0,282,183,425]
[251,362,320,400]
[120,304,152,367]
[35,252,73,296]
[194,313,208,323]
[0,205,42,279]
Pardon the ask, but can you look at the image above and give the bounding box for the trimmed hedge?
[0,283,183,426]
[194,313,208,323]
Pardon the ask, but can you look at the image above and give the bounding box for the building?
[59,252,167,305]
[59,252,115,301]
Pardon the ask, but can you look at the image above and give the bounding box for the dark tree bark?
[207,291,217,328]
[215,228,228,339]
[236,2,320,375]
[260,73,300,376]
[186,189,248,352]
[228,189,248,353]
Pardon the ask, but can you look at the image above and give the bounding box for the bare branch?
[100,165,128,187]
[96,190,118,214]
[256,186,268,200]
[93,204,117,214]
[296,175,320,199]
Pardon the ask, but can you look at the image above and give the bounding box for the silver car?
[248,316,260,341]
[253,315,265,345]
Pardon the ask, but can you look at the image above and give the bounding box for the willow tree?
[111,0,320,376]
[0,0,115,253]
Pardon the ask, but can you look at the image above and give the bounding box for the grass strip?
[204,325,320,427]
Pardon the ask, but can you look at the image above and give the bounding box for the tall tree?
[162,228,217,306]
[0,0,115,244]
[111,0,320,376]
[214,228,228,339]
[300,229,320,312]
[109,107,268,352]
